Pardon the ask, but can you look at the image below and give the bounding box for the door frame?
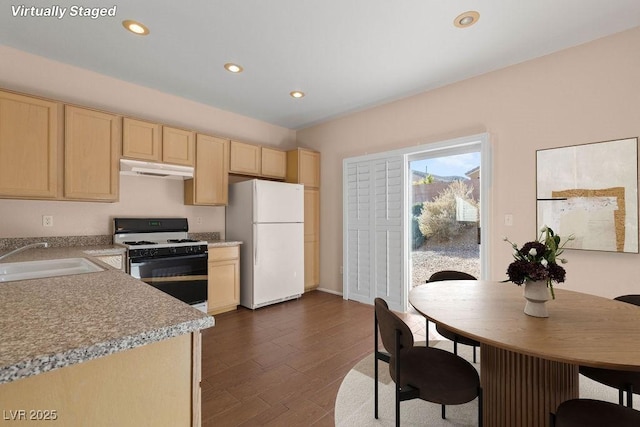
[343,133,491,312]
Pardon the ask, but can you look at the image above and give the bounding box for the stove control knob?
[148,248,157,256]
[140,249,149,257]
[185,246,193,254]
[169,247,177,254]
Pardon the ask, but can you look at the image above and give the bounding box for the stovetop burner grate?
[167,239,199,243]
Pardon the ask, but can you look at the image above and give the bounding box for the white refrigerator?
[226,179,305,309]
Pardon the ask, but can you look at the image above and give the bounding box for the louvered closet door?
[373,158,404,310]
[344,155,405,312]
[345,161,373,304]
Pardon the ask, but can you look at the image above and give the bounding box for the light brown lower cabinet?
[207,245,240,315]
[0,333,202,427]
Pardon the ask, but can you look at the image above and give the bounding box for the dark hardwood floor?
[200,291,426,426]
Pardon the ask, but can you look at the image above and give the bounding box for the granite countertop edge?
[207,240,243,247]
[0,316,214,385]
[0,245,216,385]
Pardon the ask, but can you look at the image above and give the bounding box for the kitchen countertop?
[0,246,214,385]
[207,240,242,247]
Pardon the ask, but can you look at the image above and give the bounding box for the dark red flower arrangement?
[504,226,572,299]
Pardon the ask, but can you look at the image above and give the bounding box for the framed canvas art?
[536,137,639,253]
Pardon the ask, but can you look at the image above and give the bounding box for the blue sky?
[410,152,480,177]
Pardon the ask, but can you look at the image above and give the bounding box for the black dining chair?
[374,297,482,427]
[579,294,640,408]
[550,398,640,426]
[425,270,480,363]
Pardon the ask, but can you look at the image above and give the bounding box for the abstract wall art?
[536,137,638,253]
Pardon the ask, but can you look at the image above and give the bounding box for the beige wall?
[0,175,225,238]
[0,45,295,238]
[297,26,640,298]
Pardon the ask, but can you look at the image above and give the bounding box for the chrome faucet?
[0,242,49,261]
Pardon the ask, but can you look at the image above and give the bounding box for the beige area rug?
[335,340,639,426]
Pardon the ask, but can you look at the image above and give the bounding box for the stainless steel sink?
[0,258,104,282]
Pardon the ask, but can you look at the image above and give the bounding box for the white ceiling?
[1,1,639,130]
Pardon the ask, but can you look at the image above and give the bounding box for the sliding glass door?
[343,134,490,312]
[409,150,481,289]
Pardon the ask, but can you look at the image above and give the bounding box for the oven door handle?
[129,253,208,264]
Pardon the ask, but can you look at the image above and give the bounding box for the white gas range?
[114,218,209,313]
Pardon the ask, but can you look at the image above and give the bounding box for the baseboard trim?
[316,287,343,296]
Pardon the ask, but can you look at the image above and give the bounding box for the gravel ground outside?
[411,226,480,289]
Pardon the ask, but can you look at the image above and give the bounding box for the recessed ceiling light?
[290,91,305,99]
[224,63,244,73]
[454,11,480,28]
[122,20,149,35]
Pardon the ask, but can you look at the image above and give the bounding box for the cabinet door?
[304,240,320,291]
[261,147,286,179]
[185,134,229,205]
[229,140,261,175]
[304,189,320,241]
[0,91,60,198]
[162,126,195,166]
[298,149,320,188]
[64,106,120,201]
[207,246,240,315]
[304,189,320,290]
[122,118,161,161]
[0,333,194,427]
[286,148,320,188]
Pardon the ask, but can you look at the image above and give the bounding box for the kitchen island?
[0,246,214,426]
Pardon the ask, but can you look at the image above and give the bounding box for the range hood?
[120,159,194,180]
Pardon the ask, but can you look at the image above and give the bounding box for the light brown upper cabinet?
[0,90,61,199]
[64,105,120,201]
[123,120,194,167]
[122,118,161,162]
[229,140,286,179]
[229,140,261,175]
[286,148,320,188]
[162,126,195,166]
[261,147,287,179]
[185,134,229,206]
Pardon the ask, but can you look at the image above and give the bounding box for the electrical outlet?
[504,214,513,226]
[196,217,203,225]
[42,215,53,227]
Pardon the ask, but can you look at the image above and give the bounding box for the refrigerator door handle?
[252,180,258,225]
[253,224,258,266]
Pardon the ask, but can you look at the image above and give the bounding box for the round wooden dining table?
[409,280,640,427]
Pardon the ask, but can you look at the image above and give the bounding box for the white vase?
[523,280,550,318]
